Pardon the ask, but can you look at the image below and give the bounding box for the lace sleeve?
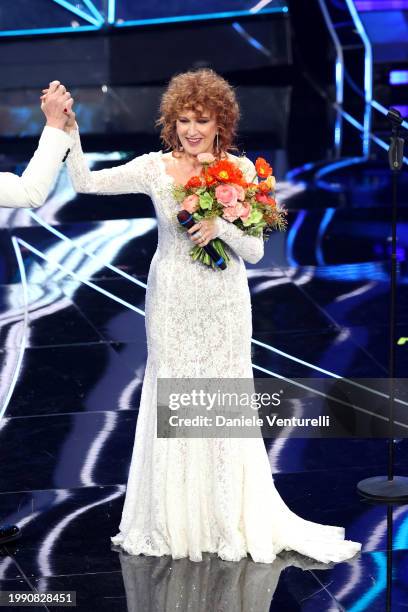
[66,128,152,196]
[214,157,264,264]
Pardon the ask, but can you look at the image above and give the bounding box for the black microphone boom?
[177,210,227,270]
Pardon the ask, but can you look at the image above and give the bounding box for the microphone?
[177,210,226,270]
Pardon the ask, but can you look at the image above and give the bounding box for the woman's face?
[175,107,218,156]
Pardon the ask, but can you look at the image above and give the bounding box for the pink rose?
[182,194,199,213]
[197,152,216,164]
[215,184,238,207]
[233,184,245,201]
[222,205,240,222]
[236,201,251,220]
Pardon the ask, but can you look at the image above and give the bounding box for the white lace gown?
[67,129,362,564]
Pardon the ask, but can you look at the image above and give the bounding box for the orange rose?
[255,157,272,178]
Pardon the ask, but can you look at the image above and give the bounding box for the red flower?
[235,177,248,188]
[185,175,203,189]
[255,157,272,178]
[205,174,217,187]
[208,160,243,184]
[256,193,270,204]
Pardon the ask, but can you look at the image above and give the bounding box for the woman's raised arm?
[66,127,152,197]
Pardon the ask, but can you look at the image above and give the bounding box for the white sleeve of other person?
[0,126,72,208]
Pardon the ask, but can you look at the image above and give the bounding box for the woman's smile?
[185,137,202,146]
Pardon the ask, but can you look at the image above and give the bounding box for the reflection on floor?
[0,150,407,611]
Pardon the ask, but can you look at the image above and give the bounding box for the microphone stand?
[357,108,408,501]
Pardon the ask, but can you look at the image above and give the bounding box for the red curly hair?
[155,68,240,158]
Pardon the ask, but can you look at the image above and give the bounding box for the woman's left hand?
[187,218,218,247]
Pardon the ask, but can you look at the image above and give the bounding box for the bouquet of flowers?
[173,152,287,269]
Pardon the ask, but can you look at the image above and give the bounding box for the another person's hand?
[187,218,218,247]
[40,80,73,131]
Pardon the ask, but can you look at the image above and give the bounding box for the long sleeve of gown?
[214,157,264,264]
[0,126,72,208]
[66,127,152,196]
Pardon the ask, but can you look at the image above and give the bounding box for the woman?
[63,68,361,564]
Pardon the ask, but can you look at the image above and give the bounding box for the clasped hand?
[40,80,76,131]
